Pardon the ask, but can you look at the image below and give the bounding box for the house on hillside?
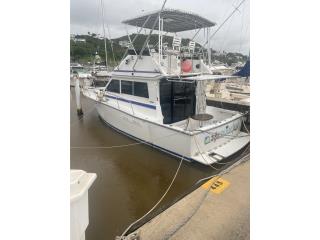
[70,34,86,43]
[118,40,129,47]
[74,38,86,43]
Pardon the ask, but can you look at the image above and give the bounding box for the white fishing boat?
[82,9,249,165]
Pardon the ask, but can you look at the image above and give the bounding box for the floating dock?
[127,157,250,240]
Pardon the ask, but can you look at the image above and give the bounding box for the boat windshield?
[71,67,89,74]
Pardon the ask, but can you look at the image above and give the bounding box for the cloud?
[71,0,249,54]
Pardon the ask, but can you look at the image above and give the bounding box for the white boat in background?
[207,60,250,104]
[70,64,93,87]
[82,9,249,165]
[206,80,250,104]
[92,67,112,87]
[209,63,235,75]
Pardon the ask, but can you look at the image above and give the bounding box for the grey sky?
[70,0,249,54]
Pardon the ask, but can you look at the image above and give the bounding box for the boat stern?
[189,115,249,165]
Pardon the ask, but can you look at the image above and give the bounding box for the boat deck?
[170,106,238,131]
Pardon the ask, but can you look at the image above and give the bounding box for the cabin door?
[160,80,196,124]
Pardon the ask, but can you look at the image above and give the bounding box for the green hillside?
[70,34,248,66]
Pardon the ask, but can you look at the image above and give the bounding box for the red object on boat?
[181,59,192,72]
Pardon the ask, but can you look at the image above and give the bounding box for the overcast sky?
[70,0,249,55]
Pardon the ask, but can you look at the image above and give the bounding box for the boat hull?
[95,101,249,165]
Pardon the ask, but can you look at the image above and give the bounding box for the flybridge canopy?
[122,9,216,32]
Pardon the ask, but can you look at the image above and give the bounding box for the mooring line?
[160,153,249,240]
[118,156,184,239]
[128,152,249,240]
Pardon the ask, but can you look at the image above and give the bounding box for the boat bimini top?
[117,8,236,80]
[122,8,216,32]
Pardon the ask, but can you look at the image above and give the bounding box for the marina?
[71,92,249,240]
[70,1,250,240]
[3,0,318,240]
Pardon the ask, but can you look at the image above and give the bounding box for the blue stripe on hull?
[98,114,193,162]
[113,70,160,74]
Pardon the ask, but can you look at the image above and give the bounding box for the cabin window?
[121,80,133,95]
[134,82,149,98]
[107,79,120,93]
[94,80,108,87]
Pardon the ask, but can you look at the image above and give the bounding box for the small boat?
[82,9,249,165]
[70,63,92,87]
[209,63,235,75]
[92,67,112,87]
[90,53,111,87]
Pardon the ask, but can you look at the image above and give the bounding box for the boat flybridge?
[82,9,249,165]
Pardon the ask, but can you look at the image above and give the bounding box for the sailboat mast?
[100,0,108,68]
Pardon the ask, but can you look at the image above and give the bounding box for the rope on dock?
[131,153,249,239]
[156,153,250,240]
[118,156,184,239]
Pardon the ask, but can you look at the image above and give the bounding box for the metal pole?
[125,26,137,55]
[133,0,168,70]
[100,0,108,68]
[158,15,161,64]
[116,15,151,70]
[195,0,246,55]
[207,27,211,66]
[205,0,246,49]
[161,18,163,58]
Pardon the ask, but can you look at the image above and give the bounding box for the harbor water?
[70,88,246,240]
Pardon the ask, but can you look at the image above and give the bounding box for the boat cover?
[234,60,250,77]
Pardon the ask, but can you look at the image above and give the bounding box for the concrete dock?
[128,158,250,240]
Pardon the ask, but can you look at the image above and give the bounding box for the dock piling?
[75,77,83,116]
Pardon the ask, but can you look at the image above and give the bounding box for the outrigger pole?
[200,0,246,50]
[115,15,151,70]
[132,0,168,70]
